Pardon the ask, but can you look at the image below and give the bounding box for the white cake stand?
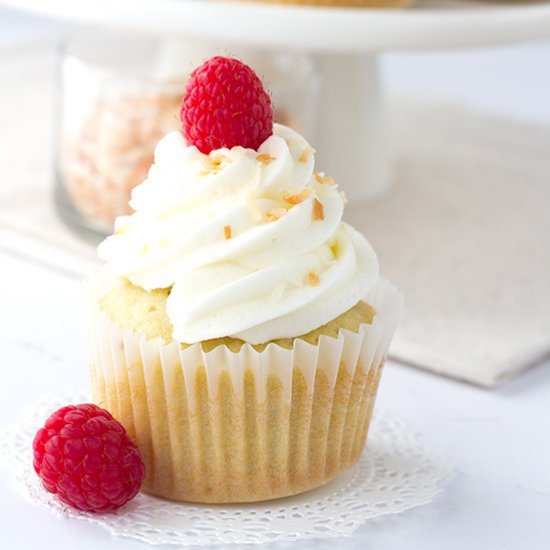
[3,0,550,201]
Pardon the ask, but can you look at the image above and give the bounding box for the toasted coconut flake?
[265,207,287,222]
[202,153,231,175]
[340,190,348,205]
[283,188,312,205]
[307,271,320,287]
[314,171,335,185]
[208,155,225,170]
[257,153,276,165]
[312,198,325,221]
[224,225,232,240]
[298,147,315,164]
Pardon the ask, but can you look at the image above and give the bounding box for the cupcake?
[86,56,401,503]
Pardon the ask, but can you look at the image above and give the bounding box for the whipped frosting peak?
[98,124,379,344]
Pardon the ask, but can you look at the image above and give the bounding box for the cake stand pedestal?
[2,0,550,202]
[316,53,388,201]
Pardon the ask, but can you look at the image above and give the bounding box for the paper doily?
[0,393,453,546]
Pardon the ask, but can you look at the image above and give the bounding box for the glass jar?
[55,32,320,239]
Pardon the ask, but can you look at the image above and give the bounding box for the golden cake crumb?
[284,188,312,205]
[312,198,324,221]
[224,225,232,239]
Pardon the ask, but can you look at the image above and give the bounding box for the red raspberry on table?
[32,403,145,513]
[180,56,274,154]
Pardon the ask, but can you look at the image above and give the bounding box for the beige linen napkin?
[346,98,550,386]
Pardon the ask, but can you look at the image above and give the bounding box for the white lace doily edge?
[0,392,454,546]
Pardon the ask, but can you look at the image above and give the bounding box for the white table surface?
[1,6,549,550]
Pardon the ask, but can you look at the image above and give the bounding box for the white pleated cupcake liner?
[84,274,402,502]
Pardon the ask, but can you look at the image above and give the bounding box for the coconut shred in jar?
[55,33,320,239]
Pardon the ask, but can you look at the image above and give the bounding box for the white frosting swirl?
[98,124,379,344]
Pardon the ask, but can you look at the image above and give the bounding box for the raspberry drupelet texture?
[32,403,145,513]
[180,56,274,154]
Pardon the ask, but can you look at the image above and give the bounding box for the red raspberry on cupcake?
[180,56,274,154]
